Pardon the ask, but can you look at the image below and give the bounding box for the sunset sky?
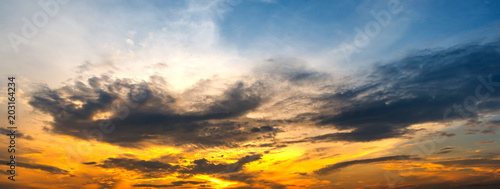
[1,0,500,188]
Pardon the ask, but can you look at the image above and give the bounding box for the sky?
[0,0,500,188]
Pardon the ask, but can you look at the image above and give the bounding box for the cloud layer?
[29,40,500,148]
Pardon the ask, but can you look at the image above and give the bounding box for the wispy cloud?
[314,155,419,175]
[476,140,496,145]
[0,160,69,175]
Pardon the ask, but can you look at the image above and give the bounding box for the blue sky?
[2,0,499,74]
[215,0,500,57]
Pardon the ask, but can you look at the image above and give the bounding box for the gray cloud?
[29,76,267,147]
[310,41,500,142]
[217,172,288,189]
[97,157,180,174]
[132,181,207,188]
[314,155,419,175]
[0,128,34,140]
[434,131,457,138]
[476,140,496,145]
[0,160,69,175]
[180,154,262,175]
[0,182,41,189]
[94,154,261,177]
[256,57,330,86]
[29,40,500,147]
[433,159,500,168]
[436,146,457,154]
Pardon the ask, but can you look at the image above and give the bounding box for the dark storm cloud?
[312,41,500,142]
[29,76,267,147]
[314,155,419,175]
[95,154,261,177]
[0,160,69,175]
